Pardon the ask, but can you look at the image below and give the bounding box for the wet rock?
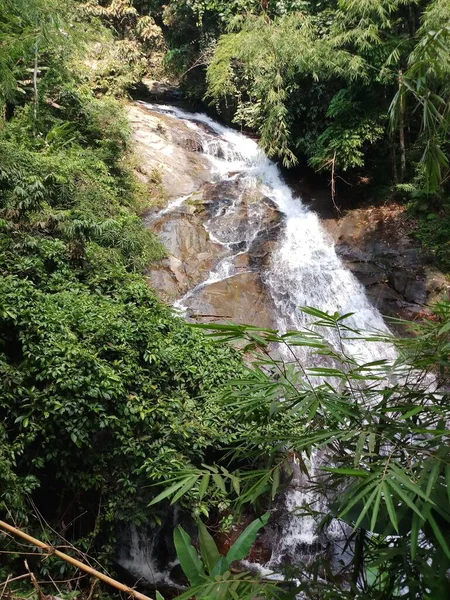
[324,203,450,323]
[187,272,276,328]
[234,253,250,270]
[127,104,213,201]
[146,211,224,302]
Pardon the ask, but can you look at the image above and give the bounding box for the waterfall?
[137,101,396,576]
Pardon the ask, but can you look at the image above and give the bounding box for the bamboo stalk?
[0,521,153,600]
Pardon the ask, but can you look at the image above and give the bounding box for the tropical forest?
[1,1,450,599]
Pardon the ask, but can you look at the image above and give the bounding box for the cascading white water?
[139,101,396,574]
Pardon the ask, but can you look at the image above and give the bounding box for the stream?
[118,101,397,592]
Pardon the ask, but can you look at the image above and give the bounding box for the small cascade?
[137,101,396,578]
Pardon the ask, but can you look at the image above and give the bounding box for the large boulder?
[323,203,450,323]
[146,210,225,303]
[127,104,213,201]
[186,272,276,329]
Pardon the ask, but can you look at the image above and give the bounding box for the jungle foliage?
[85,1,450,204]
[0,0,254,583]
[2,1,450,600]
[155,307,450,599]
[93,0,450,267]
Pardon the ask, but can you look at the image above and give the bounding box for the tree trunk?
[398,69,406,182]
[33,38,39,133]
[391,144,398,184]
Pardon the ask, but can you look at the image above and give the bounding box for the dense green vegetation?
[1,1,450,600]
[105,0,449,196]
[0,0,251,582]
[90,0,450,268]
[159,310,450,599]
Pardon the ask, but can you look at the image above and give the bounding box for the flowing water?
[124,101,397,584]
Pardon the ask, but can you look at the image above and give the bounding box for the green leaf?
[322,467,369,477]
[354,485,379,531]
[370,484,383,532]
[389,464,435,504]
[149,479,190,506]
[170,475,199,505]
[155,592,165,600]
[211,556,229,577]
[382,482,399,533]
[387,478,425,519]
[212,473,226,493]
[226,513,270,564]
[173,526,205,586]
[410,511,424,560]
[199,473,210,500]
[198,520,221,574]
[427,512,450,559]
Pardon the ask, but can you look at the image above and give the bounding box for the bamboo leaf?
[173,526,205,586]
[199,473,210,500]
[149,479,189,506]
[354,485,379,531]
[226,513,270,564]
[198,520,221,574]
[427,512,450,559]
[382,482,399,533]
[387,478,425,519]
[389,464,435,504]
[370,484,383,532]
[410,511,424,560]
[170,475,199,505]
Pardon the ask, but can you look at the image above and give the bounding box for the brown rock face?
[323,203,450,324]
[128,108,285,329]
[127,104,213,201]
[147,211,225,302]
[186,272,276,328]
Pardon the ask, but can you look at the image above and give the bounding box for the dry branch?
[0,521,154,600]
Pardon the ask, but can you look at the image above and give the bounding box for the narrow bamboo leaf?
[387,478,425,519]
[226,513,270,564]
[155,592,165,600]
[425,459,441,497]
[338,480,378,518]
[389,464,435,504]
[199,473,210,500]
[427,512,450,559]
[382,482,399,533]
[410,511,423,560]
[170,475,198,504]
[322,467,369,477]
[354,485,379,531]
[198,520,221,574]
[149,479,188,506]
[370,485,383,532]
[173,526,205,586]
